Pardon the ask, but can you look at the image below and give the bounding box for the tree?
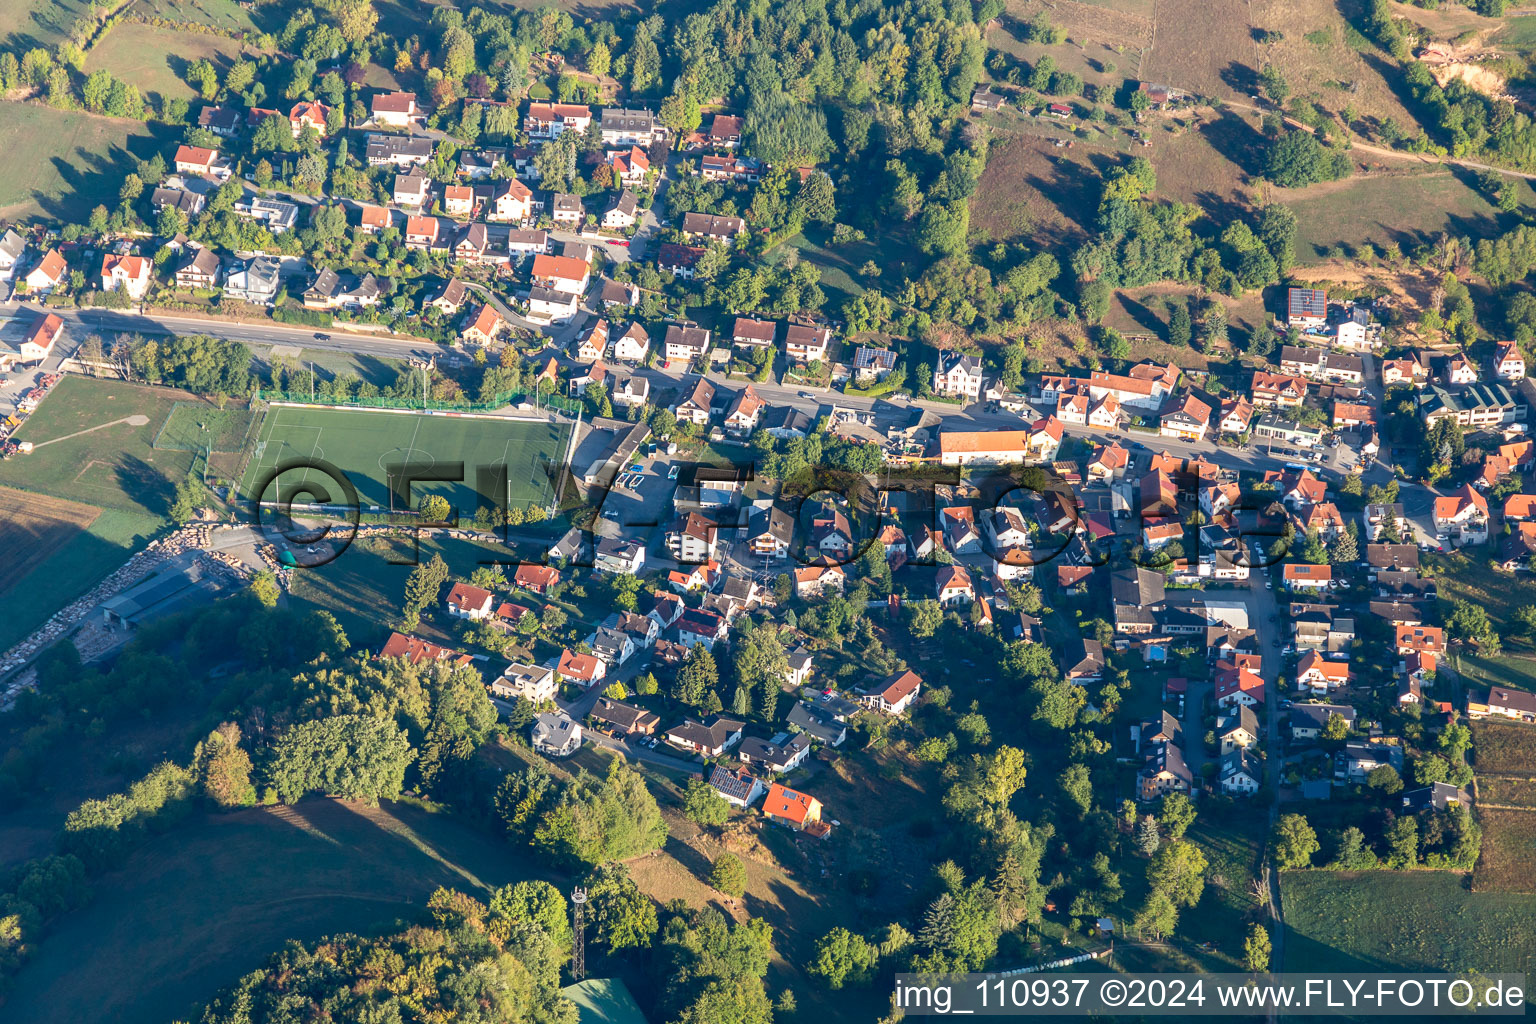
[811,927,878,989]
[1386,816,1419,867]
[1366,764,1403,795]
[1272,813,1319,869]
[1058,763,1092,815]
[268,715,414,805]
[586,863,658,952]
[1244,923,1272,972]
[1331,826,1377,870]
[194,723,257,809]
[673,643,719,706]
[1265,130,1348,188]
[709,852,748,897]
[1135,815,1161,856]
[1146,841,1207,908]
[683,778,730,826]
[419,494,452,522]
[1159,792,1196,839]
[169,474,204,526]
[402,553,450,620]
[1322,712,1351,742]
[907,598,943,638]
[250,569,280,608]
[1168,300,1192,347]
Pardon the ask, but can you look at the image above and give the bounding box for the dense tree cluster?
[497,759,667,869]
[181,886,576,1024]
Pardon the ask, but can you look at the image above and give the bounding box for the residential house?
[1064,637,1106,685]
[664,324,711,366]
[445,583,496,620]
[1280,346,1365,384]
[708,765,765,808]
[667,511,718,563]
[358,204,392,234]
[1467,685,1536,721]
[371,90,418,127]
[99,254,152,300]
[1495,340,1526,381]
[603,189,640,229]
[288,100,330,138]
[1395,624,1446,657]
[378,632,474,667]
[732,317,777,350]
[707,113,744,147]
[1220,748,1262,796]
[196,105,242,137]
[595,536,646,575]
[394,173,431,207]
[935,565,974,607]
[222,256,281,305]
[531,713,582,756]
[17,313,63,364]
[787,701,847,747]
[1250,371,1308,408]
[599,107,665,146]
[609,145,650,186]
[1160,394,1210,441]
[723,384,766,434]
[550,192,583,225]
[173,246,220,290]
[934,351,984,400]
[658,242,706,278]
[461,303,506,346]
[793,564,844,598]
[525,102,591,139]
[1338,742,1404,783]
[681,212,747,244]
[1218,705,1260,753]
[487,178,534,222]
[862,670,922,714]
[1287,286,1327,328]
[613,322,650,363]
[173,144,229,179]
[1290,703,1355,741]
[1296,650,1351,694]
[21,248,66,295]
[666,716,745,757]
[761,783,824,833]
[784,322,832,364]
[1138,742,1193,801]
[1219,397,1255,434]
[367,134,434,168]
[700,154,762,182]
[738,733,812,774]
[556,648,607,685]
[404,215,440,249]
[1433,484,1489,545]
[674,376,715,425]
[490,663,558,704]
[1283,563,1332,592]
[1362,503,1410,542]
[513,564,559,594]
[589,697,662,737]
[747,504,795,560]
[575,319,609,361]
[442,184,474,218]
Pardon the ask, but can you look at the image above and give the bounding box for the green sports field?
[241,404,572,515]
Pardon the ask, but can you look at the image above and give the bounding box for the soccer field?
[241,405,573,514]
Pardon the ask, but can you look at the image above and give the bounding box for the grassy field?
[0,486,100,593]
[128,0,259,32]
[1480,775,1536,806]
[0,375,197,519]
[1283,870,1536,975]
[287,530,551,650]
[152,401,254,455]
[0,507,158,651]
[0,102,166,223]
[242,404,571,513]
[83,24,248,106]
[0,0,92,53]
[1472,807,1536,893]
[972,132,1104,246]
[1285,169,1520,265]
[0,799,560,1024]
[1471,720,1536,778]
[1140,0,1255,101]
[1250,0,1419,133]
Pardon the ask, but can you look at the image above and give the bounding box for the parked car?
[667,463,680,480]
